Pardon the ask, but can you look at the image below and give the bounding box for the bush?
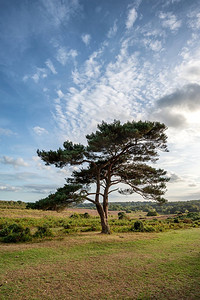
[34,225,53,238]
[174,218,179,223]
[144,225,155,232]
[83,212,90,218]
[0,224,32,243]
[183,218,192,224]
[70,213,80,218]
[118,212,127,220]
[186,212,200,221]
[131,220,144,231]
[147,211,158,216]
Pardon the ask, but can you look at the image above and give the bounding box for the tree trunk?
[96,202,110,234]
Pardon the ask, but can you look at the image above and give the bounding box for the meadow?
[0,208,200,299]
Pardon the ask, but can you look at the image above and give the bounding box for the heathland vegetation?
[0,199,200,242]
[0,201,200,299]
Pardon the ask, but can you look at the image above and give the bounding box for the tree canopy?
[36,120,169,233]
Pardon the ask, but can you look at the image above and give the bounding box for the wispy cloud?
[0,156,29,168]
[56,47,78,66]
[0,184,21,192]
[32,156,51,171]
[23,183,58,194]
[40,0,80,27]
[81,34,91,46]
[33,126,49,136]
[0,128,15,136]
[143,38,163,52]
[45,59,57,74]
[126,7,137,29]
[159,12,182,32]
[107,20,118,38]
[187,11,200,30]
[168,172,183,183]
[23,68,47,83]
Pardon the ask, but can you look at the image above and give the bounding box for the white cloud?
[24,68,47,83]
[45,59,57,74]
[0,184,21,192]
[126,7,137,29]
[56,47,78,66]
[175,58,200,84]
[57,89,65,99]
[32,73,40,83]
[23,183,58,194]
[159,12,182,32]
[187,12,200,30]
[167,172,183,183]
[0,156,29,168]
[143,39,162,52]
[40,0,80,27]
[54,40,152,142]
[33,126,49,136]
[107,20,118,38]
[81,34,91,46]
[0,128,15,136]
[32,156,51,170]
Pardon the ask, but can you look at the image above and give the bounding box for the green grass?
[0,228,199,299]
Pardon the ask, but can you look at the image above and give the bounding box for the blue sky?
[0,0,200,202]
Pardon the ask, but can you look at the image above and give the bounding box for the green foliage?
[174,218,179,223]
[144,225,155,232]
[0,209,200,242]
[186,212,200,220]
[132,220,144,231]
[35,120,169,236]
[34,225,53,238]
[147,210,158,216]
[70,213,80,218]
[27,184,83,211]
[0,200,27,209]
[0,224,32,243]
[118,212,127,220]
[83,212,90,218]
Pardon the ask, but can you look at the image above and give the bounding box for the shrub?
[131,220,144,231]
[34,225,53,238]
[186,212,200,221]
[144,225,155,232]
[174,218,179,223]
[183,218,192,224]
[70,213,80,218]
[83,212,90,218]
[0,224,32,243]
[118,212,127,220]
[147,211,158,216]
[63,224,71,229]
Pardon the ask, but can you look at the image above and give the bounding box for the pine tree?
[37,120,169,234]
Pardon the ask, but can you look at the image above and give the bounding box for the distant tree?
[147,210,158,216]
[36,120,169,234]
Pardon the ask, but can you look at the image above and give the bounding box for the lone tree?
[36,120,169,234]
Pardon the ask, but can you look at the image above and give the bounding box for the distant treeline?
[0,200,27,209]
[1,199,200,215]
[77,200,200,214]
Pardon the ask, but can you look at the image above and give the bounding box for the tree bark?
[96,202,110,234]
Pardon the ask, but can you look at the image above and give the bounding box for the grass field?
[0,227,199,299]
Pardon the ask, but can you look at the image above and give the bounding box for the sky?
[0,0,200,203]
